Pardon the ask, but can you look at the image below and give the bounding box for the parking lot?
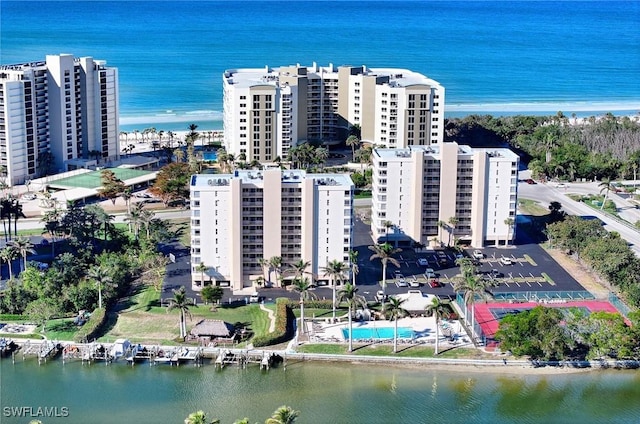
[351,216,585,302]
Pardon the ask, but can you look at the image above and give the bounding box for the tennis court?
[50,168,152,189]
[474,300,620,340]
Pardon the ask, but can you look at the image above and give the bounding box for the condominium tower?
[223,63,444,162]
[371,143,519,248]
[0,54,119,186]
[190,169,354,291]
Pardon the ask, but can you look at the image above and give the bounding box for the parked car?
[425,268,436,278]
[437,250,447,259]
[472,250,484,260]
[375,290,387,302]
[490,269,504,278]
[22,193,37,201]
[556,183,568,188]
[428,279,443,288]
[409,277,421,288]
[525,178,536,185]
[396,277,408,287]
[417,258,429,266]
[500,257,513,265]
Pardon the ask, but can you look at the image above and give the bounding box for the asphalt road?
[518,175,640,256]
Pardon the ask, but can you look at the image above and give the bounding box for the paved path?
[260,303,276,333]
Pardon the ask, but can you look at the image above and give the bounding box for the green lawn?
[104,286,271,344]
[297,343,492,359]
[517,198,550,216]
[44,318,79,340]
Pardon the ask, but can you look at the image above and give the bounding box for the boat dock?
[19,340,61,364]
[7,340,283,371]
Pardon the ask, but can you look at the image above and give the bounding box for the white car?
[22,193,37,201]
[425,268,436,278]
[375,290,387,302]
[500,257,513,265]
[472,250,484,260]
[409,277,421,288]
[417,258,429,266]
[556,183,568,188]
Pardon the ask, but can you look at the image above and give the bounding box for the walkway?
[260,303,276,333]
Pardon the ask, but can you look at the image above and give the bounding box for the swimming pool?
[202,151,217,161]
[342,326,414,340]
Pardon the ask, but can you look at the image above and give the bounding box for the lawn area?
[44,318,81,340]
[517,198,550,216]
[297,343,493,359]
[103,286,271,344]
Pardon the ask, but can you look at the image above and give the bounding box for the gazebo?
[190,319,235,344]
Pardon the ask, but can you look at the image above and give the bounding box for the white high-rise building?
[190,169,354,291]
[0,54,119,186]
[371,143,519,248]
[222,63,444,162]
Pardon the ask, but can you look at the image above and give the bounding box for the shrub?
[285,299,333,310]
[0,314,27,322]
[73,308,107,342]
[252,298,293,347]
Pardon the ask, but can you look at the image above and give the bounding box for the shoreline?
[6,338,638,376]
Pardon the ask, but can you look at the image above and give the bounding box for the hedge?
[0,314,27,322]
[285,299,334,310]
[252,298,293,347]
[73,308,107,343]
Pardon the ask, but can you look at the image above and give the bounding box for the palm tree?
[345,135,360,162]
[382,220,394,244]
[8,236,35,273]
[292,277,316,334]
[196,262,208,286]
[167,286,192,340]
[139,208,156,239]
[504,217,515,246]
[386,296,407,353]
[599,178,615,211]
[425,297,451,355]
[437,220,447,246]
[87,265,114,310]
[41,206,63,257]
[447,216,459,247]
[348,249,359,287]
[125,203,143,238]
[321,259,348,320]
[258,257,270,286]
[288,259,311,285]
[368,243,401,310]
[268,256,283,287]
[452,271,494,342]
[0,245,18,280]
[265,405,299,424]
[338,283,365,352]
[184,410,219,424]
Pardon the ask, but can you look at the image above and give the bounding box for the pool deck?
[305,317,469,346]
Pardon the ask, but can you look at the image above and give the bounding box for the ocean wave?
[119,110,223,126]
[446,100,640,113]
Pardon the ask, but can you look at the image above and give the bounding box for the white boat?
[110,339,131,361]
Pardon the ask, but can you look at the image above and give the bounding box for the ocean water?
[1,0,639,131]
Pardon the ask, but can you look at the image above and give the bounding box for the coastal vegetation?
[445,113,640,181]
[545,215,640,308]
[496,307,640,361]
[185,405,299,424]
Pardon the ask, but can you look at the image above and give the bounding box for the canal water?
[2,358,639,423]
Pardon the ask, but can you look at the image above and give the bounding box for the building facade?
[371,143,519,248]
[0,54,119,186]
[222,63,444,162]
[190,169,354,291]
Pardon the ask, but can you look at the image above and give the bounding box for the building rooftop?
[223,63,442,90]
[374,144,518,161]
[191,170,353,187]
